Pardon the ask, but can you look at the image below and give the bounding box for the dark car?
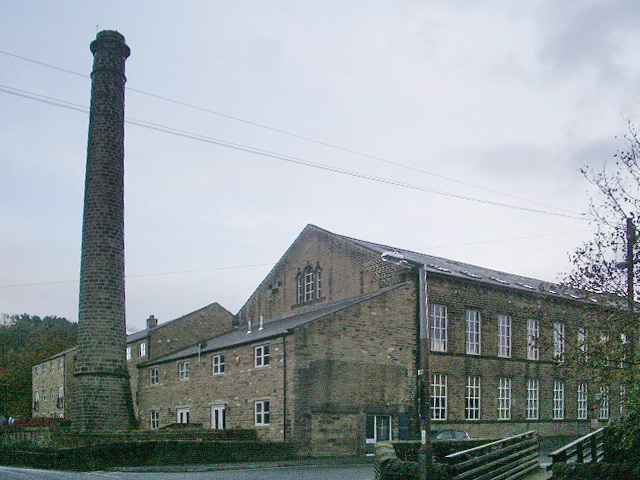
[432,429,470,440]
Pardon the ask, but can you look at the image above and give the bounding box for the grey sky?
[2,1,640,332]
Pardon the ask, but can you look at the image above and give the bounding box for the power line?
[0,84,590,221]
[419,229,591,250]
[0,49,583,216]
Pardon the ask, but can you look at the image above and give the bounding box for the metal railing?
[445,431,539,480]
[547,427,605,468]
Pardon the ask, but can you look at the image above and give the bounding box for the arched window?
[304,265,315,301]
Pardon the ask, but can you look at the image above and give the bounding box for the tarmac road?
[0,460,375,480]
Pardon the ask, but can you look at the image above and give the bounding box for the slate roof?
[144,284,403,366]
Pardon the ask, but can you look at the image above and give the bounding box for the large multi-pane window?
[465,376,481,420]
[526,379,539,420]
[150,410,159,429]
[599,387,610,420]
[498,315,511,358]
[466,310,481,355]
[430,305,447,352]
[577,383,588,420]
[255,400,270,426]
[255,345,270,367]
[498,378,511,420]
[553,323,565,362]
[178,361,190,380]
[527,319,539,360]
[553,380,565,420]
[431,374,448,420]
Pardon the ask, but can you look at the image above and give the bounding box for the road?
[0,463,375,480]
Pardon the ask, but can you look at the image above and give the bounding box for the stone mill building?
[34,224,629,455]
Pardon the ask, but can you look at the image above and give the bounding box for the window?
[296,272,303,304]
[498,315,511,358]
[150,367,159,386]
[553,323,565,362]
[431,374,448,420]
[255,400,270,426]
[41,389,47,402]
[304,266,315,301]
[139,342,147,357]
[599,387,609,420]
[466,310,481,355]
[58,358,63,371]
[316,267,322,298]
[178,361,190,380]
[577,383,588,420]
[430,305,447,352]
[465,376,481,420]
[527,319,539,360]
[150,410,159,429]
[33,392,40,412]
[365,415,392,443]
[578,327,588,362]
[527,379,539,420]
[211,405,226,430]
[176,408,190,424]
[57,387,64,408]
[212,354,225,375]
[553,381,565,420]
[255,345,270,367]
[50,362,55,373]
[498,378,511,420]
[620,384,626,417]
[126,346,132,360]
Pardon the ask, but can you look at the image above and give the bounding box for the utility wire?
[0,84,590,221]
[0,49,582,216]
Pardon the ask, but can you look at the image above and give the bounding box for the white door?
[211,405,226,430]
[176,408,190,424]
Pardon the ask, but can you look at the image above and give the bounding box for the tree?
[0,314,77,419]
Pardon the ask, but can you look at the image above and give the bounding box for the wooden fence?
[547,427,605,468]
[444,430,540,480]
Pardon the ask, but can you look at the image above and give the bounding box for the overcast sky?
[2,1,640,333]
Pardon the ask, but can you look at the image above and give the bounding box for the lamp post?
[381,251,433,480]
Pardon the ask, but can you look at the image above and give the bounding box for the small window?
[255,345,270,368]
[527,319,539,360]
[177,408,190,424]
[599,387,610,420]
[139,342,147,357]
[126,347,132,360]
[553,323,565,362]
[498,315,511,358]
[150,367,159,386]
[57,387,64,408]
[178,362,190,380]
[430,305,447,352]
[150,410,160,429]
[212,355,225,375]
[255,400,270,426]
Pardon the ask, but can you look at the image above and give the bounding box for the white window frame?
[599,387,610,420]
[178,361,190,380]
[126,346,132,360]
[150,367,159,386]
[255,345,270,368]
[150,410,159,429]
[139,342,147,357]
[176,408,190,424]
[527,319,539,360]
[465,376,481,420]
[553,380,565,420]
[304,266,315,302]
[211,405,226,430]
[255,400,270,426]
[431,374,448,421]
[577,383,588,420]
[498,315,511,358]
[466,310,481,355]
[430,304,448,352]
[498,378,511,420]
[578,327,588,362]
[212,354,225,375]
[365,415,392,443]
[527,379,539,420]
[553,323,565,362]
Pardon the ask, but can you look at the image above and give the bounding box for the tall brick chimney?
[72,30,135,430]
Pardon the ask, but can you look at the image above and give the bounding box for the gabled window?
[430,305,447,352]
[255,400,270,426]
[212,354,225,375]
[150,367,159,386]
[255,345,270,367]
[465,376,481,420]
[498,315,511,358]
[178,361,190,380]
[527,379,539,420]
[466,310,481,355]
[527,319,539,360]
